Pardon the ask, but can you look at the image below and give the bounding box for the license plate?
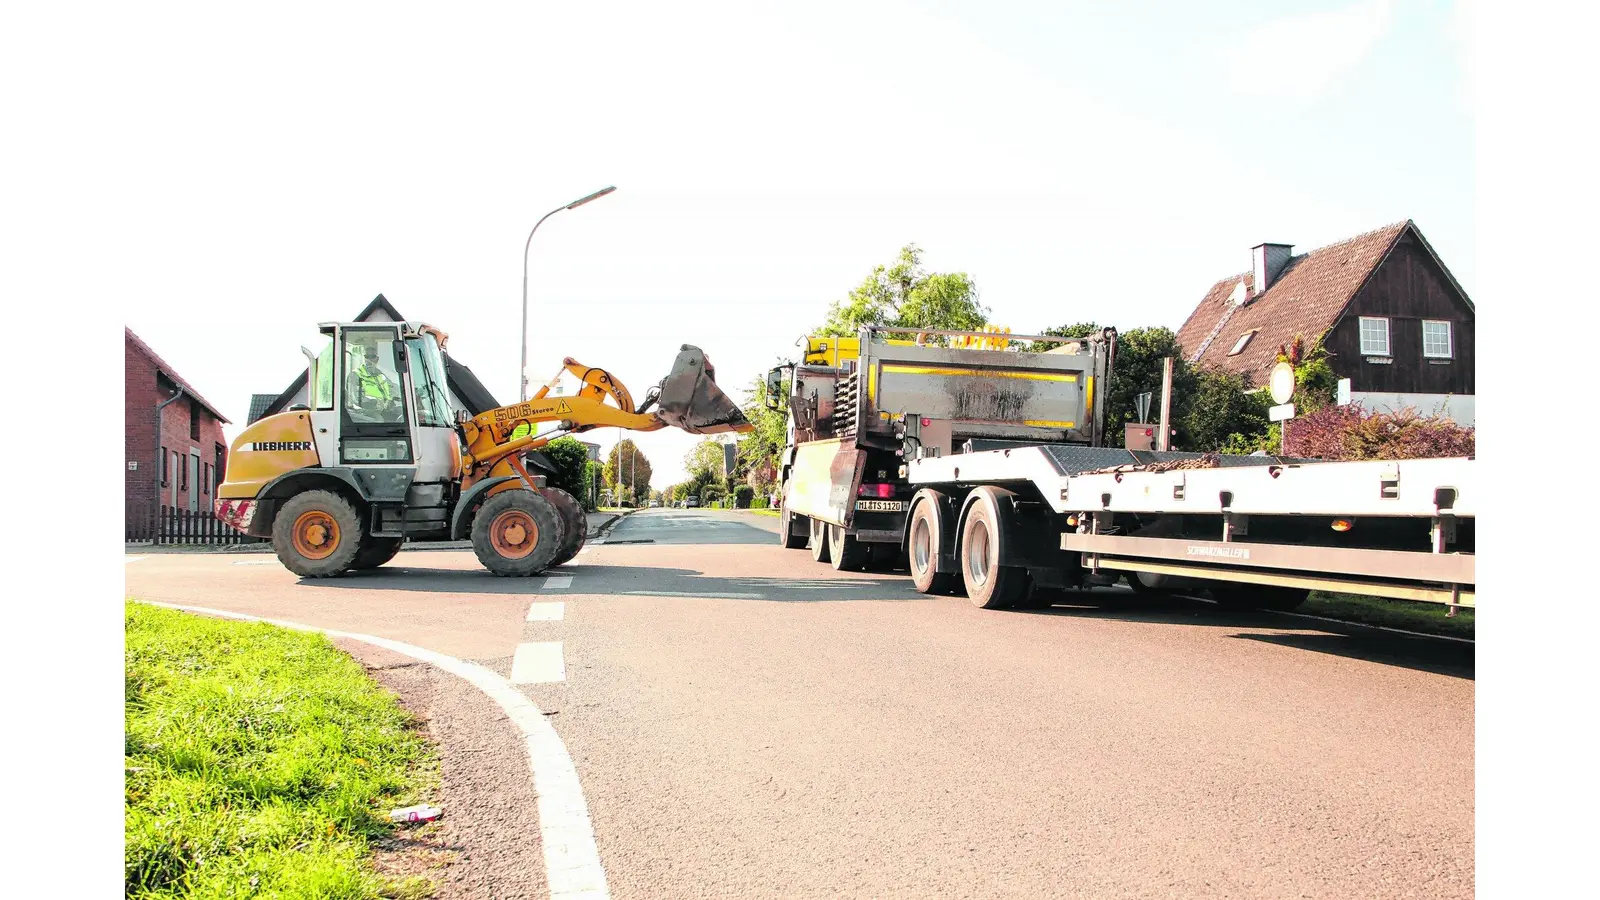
[855,500,905,512]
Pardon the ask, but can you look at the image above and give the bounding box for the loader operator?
[347,343,400,422]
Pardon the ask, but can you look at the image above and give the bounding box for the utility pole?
[1157,357,1174,452]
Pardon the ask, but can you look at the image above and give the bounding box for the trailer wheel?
[351,537,403,570]
[541,487,587,567]
[273,490,365,577]
[827,523,868,571]
[1211,583,1309,612]
[908,498,955,595]
[779,505,808,549]
[959,488,1029,609]
[809,517,831,563]
[472,490,564,577]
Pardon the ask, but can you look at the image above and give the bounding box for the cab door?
[335,326,414,466]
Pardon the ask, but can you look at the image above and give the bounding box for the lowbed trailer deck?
[901,447,1474,612]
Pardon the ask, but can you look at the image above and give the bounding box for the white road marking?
[125,557,147,563]
[511,641,566,684]
[622,590,765,600]
[135,601,608,899]
[526,601,566,622]
[542,574,574,590]
[234,560,278,566]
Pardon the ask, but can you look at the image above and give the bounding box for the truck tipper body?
[771,327,1475,613]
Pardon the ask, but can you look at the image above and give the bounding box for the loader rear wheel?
[473,490,564,577]
[273,490,363,578]
[779,505,808,550]
[351,537,403,570]
[908,496,955,595]
[542,487,587,567]
[960,488,1029,610]
[809,517,831,563]
[827,523,868,571]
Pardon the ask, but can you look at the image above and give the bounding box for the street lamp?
[520,185,617,401]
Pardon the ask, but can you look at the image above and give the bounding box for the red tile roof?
[125,327,232,423]
[1175,221,1411,382]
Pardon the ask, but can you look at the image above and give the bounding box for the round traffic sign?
[1269,361,1296,405]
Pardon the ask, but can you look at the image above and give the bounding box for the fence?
[126,503,267,546]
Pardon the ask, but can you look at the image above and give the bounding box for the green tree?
[685,439,728,481]
[819,244,988,340]
[540,437,591,502]
[604,440,653,506]
[1025,322,1100,353]
[733,370,789,492]
[1181,368,1273,452]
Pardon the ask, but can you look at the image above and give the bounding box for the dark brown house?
[126,328,231,530]
[1175,220,1475,425]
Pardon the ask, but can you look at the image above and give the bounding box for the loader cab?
[306,321,461,485]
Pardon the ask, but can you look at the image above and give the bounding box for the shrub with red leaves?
[1285,404,1474,460]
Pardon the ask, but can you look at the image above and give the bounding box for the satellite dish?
[1269,361,1296,406]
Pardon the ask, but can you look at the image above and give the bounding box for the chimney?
[1252,242,1293,296]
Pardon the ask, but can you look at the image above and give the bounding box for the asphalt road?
[125,508,1475,899]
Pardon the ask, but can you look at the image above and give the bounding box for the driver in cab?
[347,343,401,421]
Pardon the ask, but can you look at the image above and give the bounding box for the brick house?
[1176,220,1475,425]
[126,328,232,529]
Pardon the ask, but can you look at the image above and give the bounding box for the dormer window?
[1228,330,1257,356]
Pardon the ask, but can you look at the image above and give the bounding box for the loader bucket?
[655,345,753,434]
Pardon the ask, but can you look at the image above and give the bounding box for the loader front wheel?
[473,490,564,577]
[273,490,364,577]
[351,537,403,570]
[541,487,587,567]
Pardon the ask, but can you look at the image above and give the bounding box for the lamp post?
[521,185,617,401]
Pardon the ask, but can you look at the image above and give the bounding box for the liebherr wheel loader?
[215,318,750,577]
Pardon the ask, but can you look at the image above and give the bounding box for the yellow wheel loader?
[215,319,750,577]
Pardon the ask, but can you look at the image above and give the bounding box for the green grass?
[125,602,437,899]
[745,508,781,517]
[1302,591,1475,639]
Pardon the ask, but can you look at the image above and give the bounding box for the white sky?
[27,0,1469,488]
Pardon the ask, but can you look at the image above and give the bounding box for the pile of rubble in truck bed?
[1084,453,1223,475]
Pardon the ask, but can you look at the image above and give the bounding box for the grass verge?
[1302,591,1474,639]
[126,602,437,899]
[745,508,781,517]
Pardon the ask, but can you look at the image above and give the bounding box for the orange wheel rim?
[490,509,539,559]
[292,510,341,560]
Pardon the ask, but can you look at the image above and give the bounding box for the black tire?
[1211,582,1310,612]
[907,496,955,595]
[272,490,364,578]
[542,487,587,568]
[779,505,808,550]
[827,522,869,571]
[809,517,831,563]
[959,487,1029,610]
[472,490,564,577]
[351,537,403,570]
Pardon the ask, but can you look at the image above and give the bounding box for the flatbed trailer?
[901,447,1474,611]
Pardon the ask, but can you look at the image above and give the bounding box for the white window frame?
[1227,330,1256,356]
[1359,316,1391,356]
[1422,320,1453,359]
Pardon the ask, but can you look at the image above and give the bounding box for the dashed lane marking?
[623,590,766,600]
[135,602,608,899]
[542,574,574,590]
[125,557,147,563]
[526,601,566,622]
[511,641,566,684]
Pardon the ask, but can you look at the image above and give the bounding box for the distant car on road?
[649,499,661,508]
[686,497,699,508]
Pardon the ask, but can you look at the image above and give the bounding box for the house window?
[190,400,202,441]
[1359,317,1390,356]
[160,447,169,486]
[1423,320,1453,358]
[1228,330,1257,356]
[202,463,210,496]
[180,454,189,491]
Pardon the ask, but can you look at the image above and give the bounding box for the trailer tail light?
[1331,518,1354,532]
[920,417,932,426]
[858,483,894,498]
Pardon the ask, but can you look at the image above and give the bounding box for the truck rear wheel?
[472,490,564,577]
[809,517,831,563]
[827,523,868,571]
[779,505,808,550]
[960,488,1029,609]
[351,537,403,570]
[542,487,587,567]
[908,497,955,595]
[273,490,364,578]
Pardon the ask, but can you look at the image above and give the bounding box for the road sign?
[1269,402,1296,422]
[1135,392,1153,423]
[1269,361,1296,406]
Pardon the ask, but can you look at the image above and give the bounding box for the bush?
[1287,405,1474,460]
[733,485,754,509]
